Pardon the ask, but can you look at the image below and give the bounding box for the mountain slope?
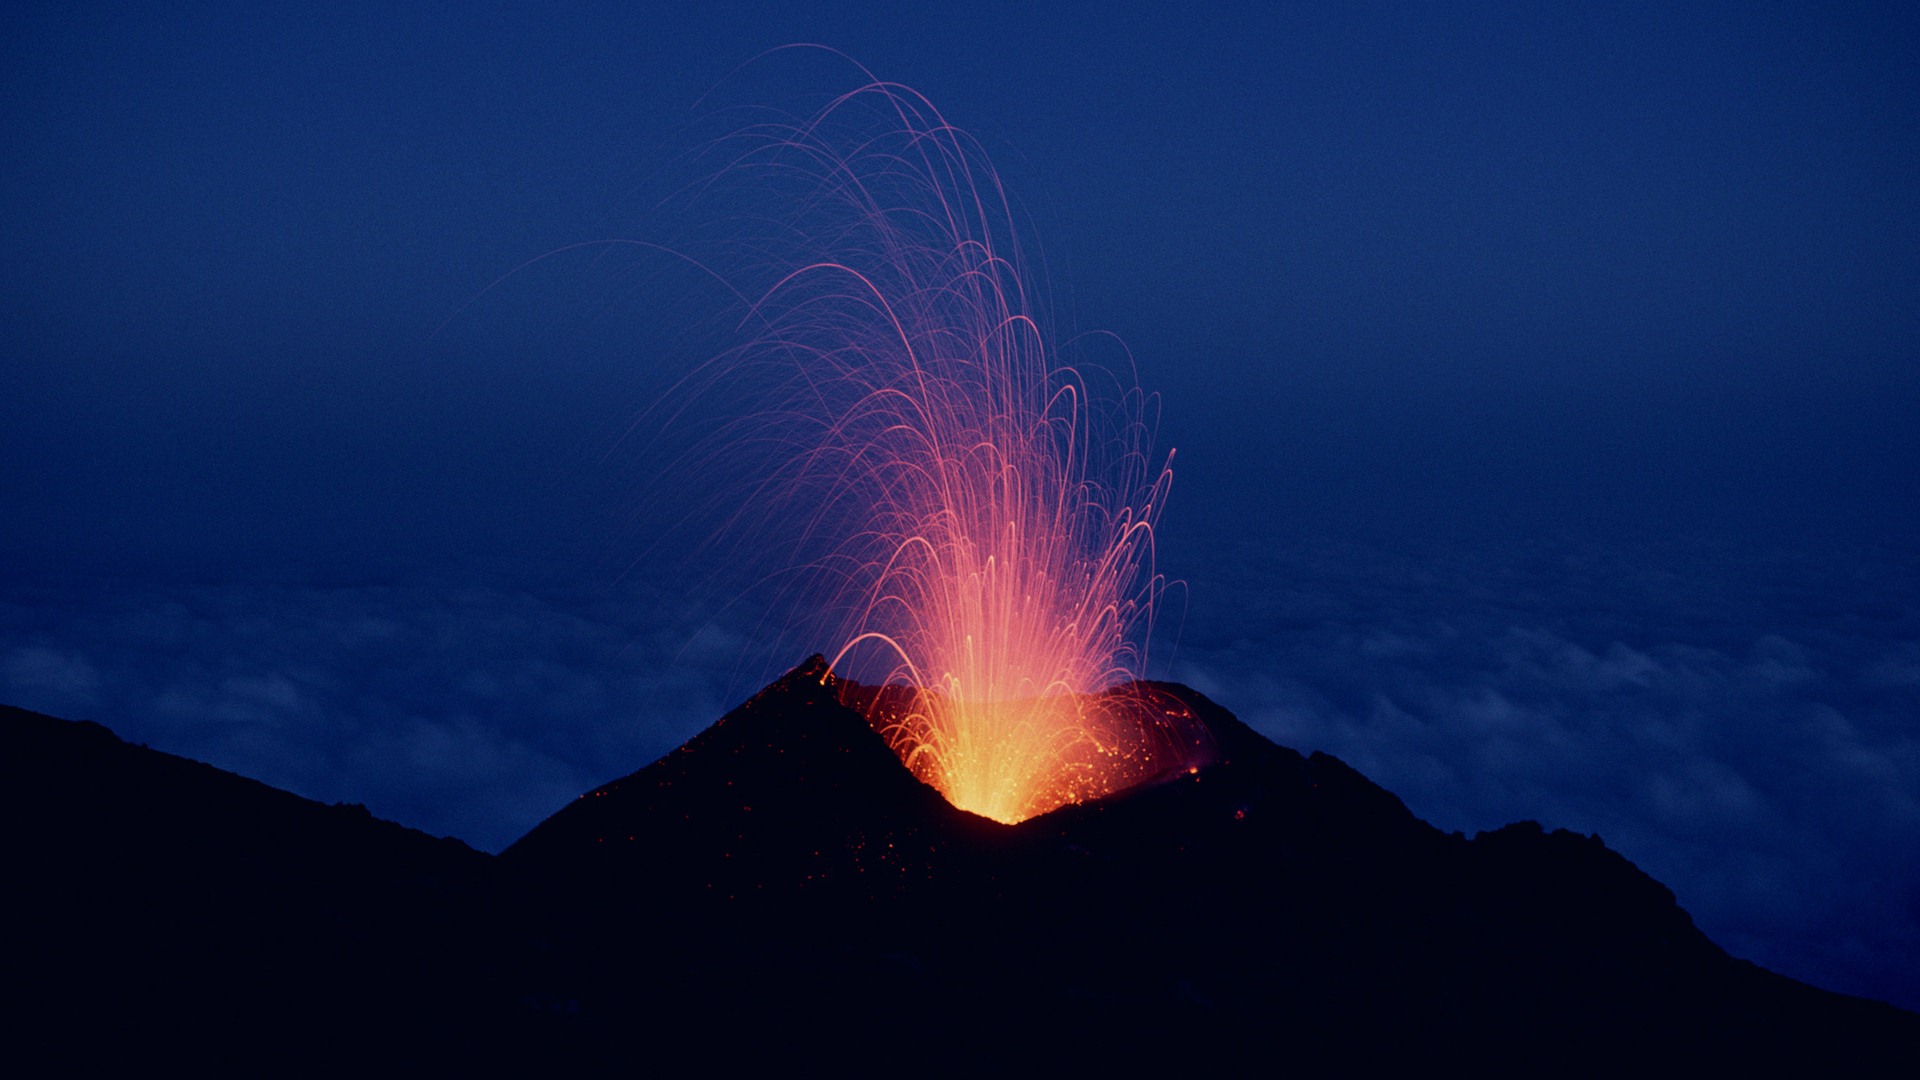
[8,663,1915,1070]
[498,660,1920,1069]
[2,703,497,1067]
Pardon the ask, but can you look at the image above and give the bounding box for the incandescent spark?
[661,59,1211,823]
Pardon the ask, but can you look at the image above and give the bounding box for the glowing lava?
[680,62,1212,823]
[851,682,1212,825]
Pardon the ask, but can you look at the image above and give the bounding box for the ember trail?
[671,64,1211,823]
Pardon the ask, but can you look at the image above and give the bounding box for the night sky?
[5,3,1916,1011]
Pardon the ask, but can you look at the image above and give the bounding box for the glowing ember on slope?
[672,57,1211,823]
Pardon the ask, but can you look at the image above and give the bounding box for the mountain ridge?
[7,662,1915,1070]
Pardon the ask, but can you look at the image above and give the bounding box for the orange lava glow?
[686,61,1212,822]
[854,683,1213,824]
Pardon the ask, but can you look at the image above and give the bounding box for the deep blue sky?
[5,3,1916,1010]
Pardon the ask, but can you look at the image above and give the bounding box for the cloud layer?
[0,568,757,853]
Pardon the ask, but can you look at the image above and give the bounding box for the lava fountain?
[665,63,1212,823]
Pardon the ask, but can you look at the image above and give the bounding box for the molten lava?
[672,58,1210,822]
[851,682,1214,824]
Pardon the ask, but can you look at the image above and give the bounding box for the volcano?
[8,660,1916,1071]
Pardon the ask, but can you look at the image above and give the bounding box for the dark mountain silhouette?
[9,661,1916,1070]
[3,702,500,1069]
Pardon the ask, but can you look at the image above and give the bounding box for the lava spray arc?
[666,63,1213,824]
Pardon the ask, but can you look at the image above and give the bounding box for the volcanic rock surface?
[8,662,1915,1070]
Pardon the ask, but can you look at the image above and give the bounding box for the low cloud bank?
[0,569,758,852]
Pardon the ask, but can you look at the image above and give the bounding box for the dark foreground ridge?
[9,659,1916,1071]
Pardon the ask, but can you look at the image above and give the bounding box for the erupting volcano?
[665,65,1211,823]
